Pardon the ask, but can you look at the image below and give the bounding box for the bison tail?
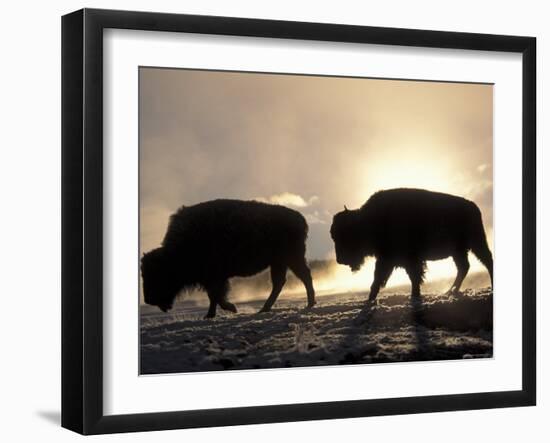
[469,205,493,286]
[301,215,309,239]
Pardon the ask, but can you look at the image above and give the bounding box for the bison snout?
[336,254,364,272]
[335,253,347,265]
[336,255,351,266]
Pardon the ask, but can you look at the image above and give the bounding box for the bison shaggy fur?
[141,199,316,318]
[330,188,493,300]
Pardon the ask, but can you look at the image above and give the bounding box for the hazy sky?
[140,68,493,264]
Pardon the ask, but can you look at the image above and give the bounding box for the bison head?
[140,247,181,312]
[330,207,365,272]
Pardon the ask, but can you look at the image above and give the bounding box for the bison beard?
[330,188,493,300]
[141,199,316,318]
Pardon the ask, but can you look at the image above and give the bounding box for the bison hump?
[161,199,307,248]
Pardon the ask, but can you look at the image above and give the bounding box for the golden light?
[309,142,491,295]
[359,142,459,198]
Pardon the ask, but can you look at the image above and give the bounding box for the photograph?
[139,67,494,375]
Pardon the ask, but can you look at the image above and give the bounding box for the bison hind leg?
[289,257,316,308]
[259,264,287,313]
[405,261,426,298]
[447,251,470,295]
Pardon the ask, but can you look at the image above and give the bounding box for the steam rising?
[254,192,319,208]
[174,260,491,307]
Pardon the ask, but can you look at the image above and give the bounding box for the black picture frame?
[62,8,536,435]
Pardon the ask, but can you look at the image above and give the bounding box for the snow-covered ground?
[140,287,493,374]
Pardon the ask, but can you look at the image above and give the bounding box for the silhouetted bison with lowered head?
[141,199,316,318]
[330,188,493,300]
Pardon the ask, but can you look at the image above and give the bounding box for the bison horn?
[344,205,348,211]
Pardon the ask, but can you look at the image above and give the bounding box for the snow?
[140,287,493,374]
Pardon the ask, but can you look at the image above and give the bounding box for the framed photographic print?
[61,8,536,435]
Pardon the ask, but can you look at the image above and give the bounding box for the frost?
[140,288,493,374]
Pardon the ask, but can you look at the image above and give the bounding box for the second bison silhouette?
[141,199,316,318]
[330,188,493,300]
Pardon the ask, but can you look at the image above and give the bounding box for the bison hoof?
[204,313,216,319]
[221,302,237,313]
[306,302,316,309]
[258,307,271,314]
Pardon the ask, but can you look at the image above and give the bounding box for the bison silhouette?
[141,199,316,318]
[330,188,493,300]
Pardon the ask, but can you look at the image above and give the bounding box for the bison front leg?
[369,259,394,301]
[259,264,287,313]
[205,294,217,319]
[204,280,234,319]
[215,280,237,313]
